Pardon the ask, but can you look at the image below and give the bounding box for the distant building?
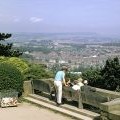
[59,60,68,64]
[70,72,82,75]
[24,51,30,54]
[49,59,56,63]
[92,55,97,58]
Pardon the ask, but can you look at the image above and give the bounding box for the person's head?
[73,80,79,85]
[61,66,68,72]
[83,80,88,85]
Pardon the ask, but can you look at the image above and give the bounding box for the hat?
[77,78,83,82]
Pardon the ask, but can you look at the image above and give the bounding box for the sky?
[0,0,120,35]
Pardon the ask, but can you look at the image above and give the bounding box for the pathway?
[0,102,76,120]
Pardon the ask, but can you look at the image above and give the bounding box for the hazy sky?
[0,0,120,35]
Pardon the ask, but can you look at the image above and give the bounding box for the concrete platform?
[0,102,77,120]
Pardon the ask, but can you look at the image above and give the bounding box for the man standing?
[54,66,68,106]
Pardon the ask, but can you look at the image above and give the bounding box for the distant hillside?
[9,32,120,44]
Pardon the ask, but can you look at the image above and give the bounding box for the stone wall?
[100,98,120,120]
[80,86,120,120]
[23,80,120,120]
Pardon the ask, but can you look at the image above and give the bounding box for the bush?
[0,56,8,62]
[100,57,120,91]
[0,63,24,94]
[5,57,29,74]
[66,72,81,82]
[0,56,29,74]
[82,57,120,91]
[24,63,54,80]
[82,67,102,87]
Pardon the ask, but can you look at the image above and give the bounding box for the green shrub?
[82,67,102,87]
[82,57,120,91]
[6,57,29,73]
[66,72,81,82]
[100,57,120,91]
[0,56,29,74]
[0,63,24,94]
[0,56,8,62]
[24,63,53,80]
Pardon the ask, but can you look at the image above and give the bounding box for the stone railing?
[100,98,120,120]
[23,79,120,120]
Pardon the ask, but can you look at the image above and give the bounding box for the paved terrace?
[0,102,76,120]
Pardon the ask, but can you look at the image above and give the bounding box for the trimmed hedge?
[0,63,24,93]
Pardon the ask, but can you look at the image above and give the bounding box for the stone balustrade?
[23,79,120,120]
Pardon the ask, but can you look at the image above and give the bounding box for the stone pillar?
[23,80,33,96]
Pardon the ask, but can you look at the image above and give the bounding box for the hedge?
[0,63,24,94]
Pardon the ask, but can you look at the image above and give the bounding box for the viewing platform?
[23,79,120,120]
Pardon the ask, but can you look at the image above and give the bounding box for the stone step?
[28,94,100,119]
[24,97,93,120]
[24,94,100,120]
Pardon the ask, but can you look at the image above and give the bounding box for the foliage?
[0,33,11,40]
[0,56,29,74]
[51,64,61,74]
[0,33,22,57]
[82,67,102,87]
[6,57,29,73]
[100,57,120,91]
[0,56,8,62]
[24,63,54,80]
[72,64,89,72]
[0,63,24,93]
[82,57,120,91]
[0,56,53,82]
[66,72,81,82]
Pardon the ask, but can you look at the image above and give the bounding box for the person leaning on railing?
[72,78,88,90]
[54,66,68,106]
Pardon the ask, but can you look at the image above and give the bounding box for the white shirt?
[77,82,84,87]
[72,85,80,90]
[72,82,84,90]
